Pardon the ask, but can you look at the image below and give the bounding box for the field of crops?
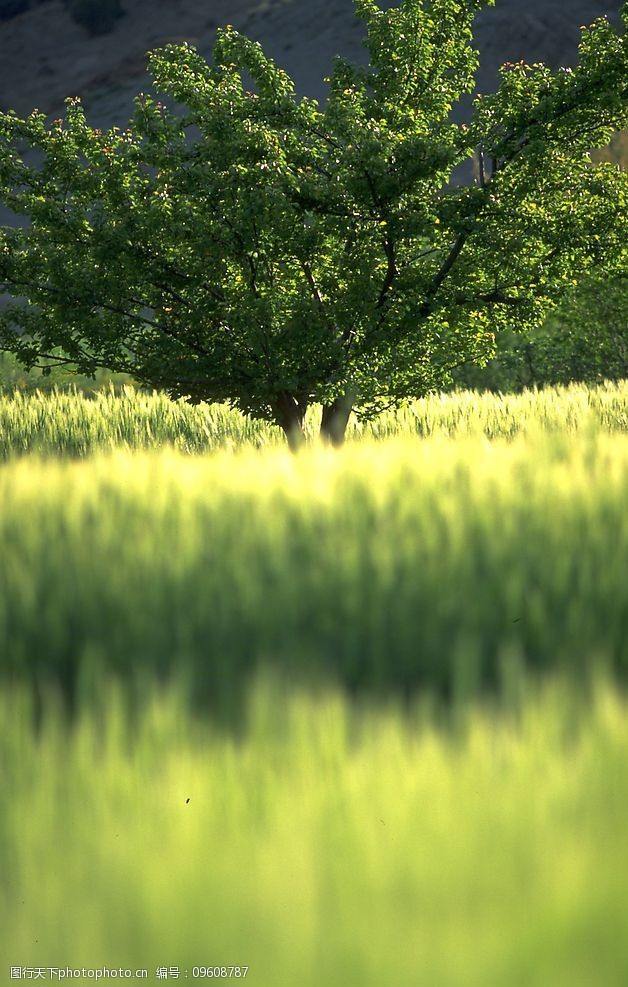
[0,379,626,458]
[3,676,628,986]
[1,382,628,985]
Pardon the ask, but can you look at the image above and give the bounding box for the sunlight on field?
[0,379,626,458]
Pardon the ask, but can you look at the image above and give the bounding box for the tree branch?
[454,288,527,306]
[490,78,628,171]
[301,260,325,311]
[2,277,212,359]
[417,230,468,318]
[376,234,398,309]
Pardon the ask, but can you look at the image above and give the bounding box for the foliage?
[63,0,124,35]
[0,379,626,459]
[452,275,628,391]
[592,127,628,168]
[3,676,628,985]
[0,349,135,394]
[2,416,628,706]
[528,275,628,386]
[0,1,626,446]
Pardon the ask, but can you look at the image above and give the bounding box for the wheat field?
[1,381,628,985]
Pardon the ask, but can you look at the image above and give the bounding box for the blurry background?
[0,0,624,131]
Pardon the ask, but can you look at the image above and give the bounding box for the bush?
[0,350,136,395]
[64,0,124,35]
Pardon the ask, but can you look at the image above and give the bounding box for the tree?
[0,0,626,448]
[451,273,628,392]
[527,274,628,387]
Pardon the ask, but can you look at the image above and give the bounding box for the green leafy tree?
[1,0,626,447]
[529,274,628,387]
[451,273,628,392]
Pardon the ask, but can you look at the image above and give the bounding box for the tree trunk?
[320,391,354,447]
[272,391,307,451]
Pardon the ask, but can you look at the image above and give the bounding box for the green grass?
[1,429,628,707]
[0,379,626,458]
[2,675,628,986]
[2,381,628,983]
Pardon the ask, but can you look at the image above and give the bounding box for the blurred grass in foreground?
[0,379,626,458]
[1,674,628,986]
[1,431,628,708]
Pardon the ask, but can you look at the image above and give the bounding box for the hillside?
[1,0,623,130]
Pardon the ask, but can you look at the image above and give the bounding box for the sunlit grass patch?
[0,379,625,459]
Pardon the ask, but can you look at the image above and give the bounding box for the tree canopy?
[1,0,626,446]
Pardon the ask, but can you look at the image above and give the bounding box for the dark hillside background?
[1,0,623,125]
[1,1,624,226]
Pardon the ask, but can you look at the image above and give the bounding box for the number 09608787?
[192,967,248,978]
